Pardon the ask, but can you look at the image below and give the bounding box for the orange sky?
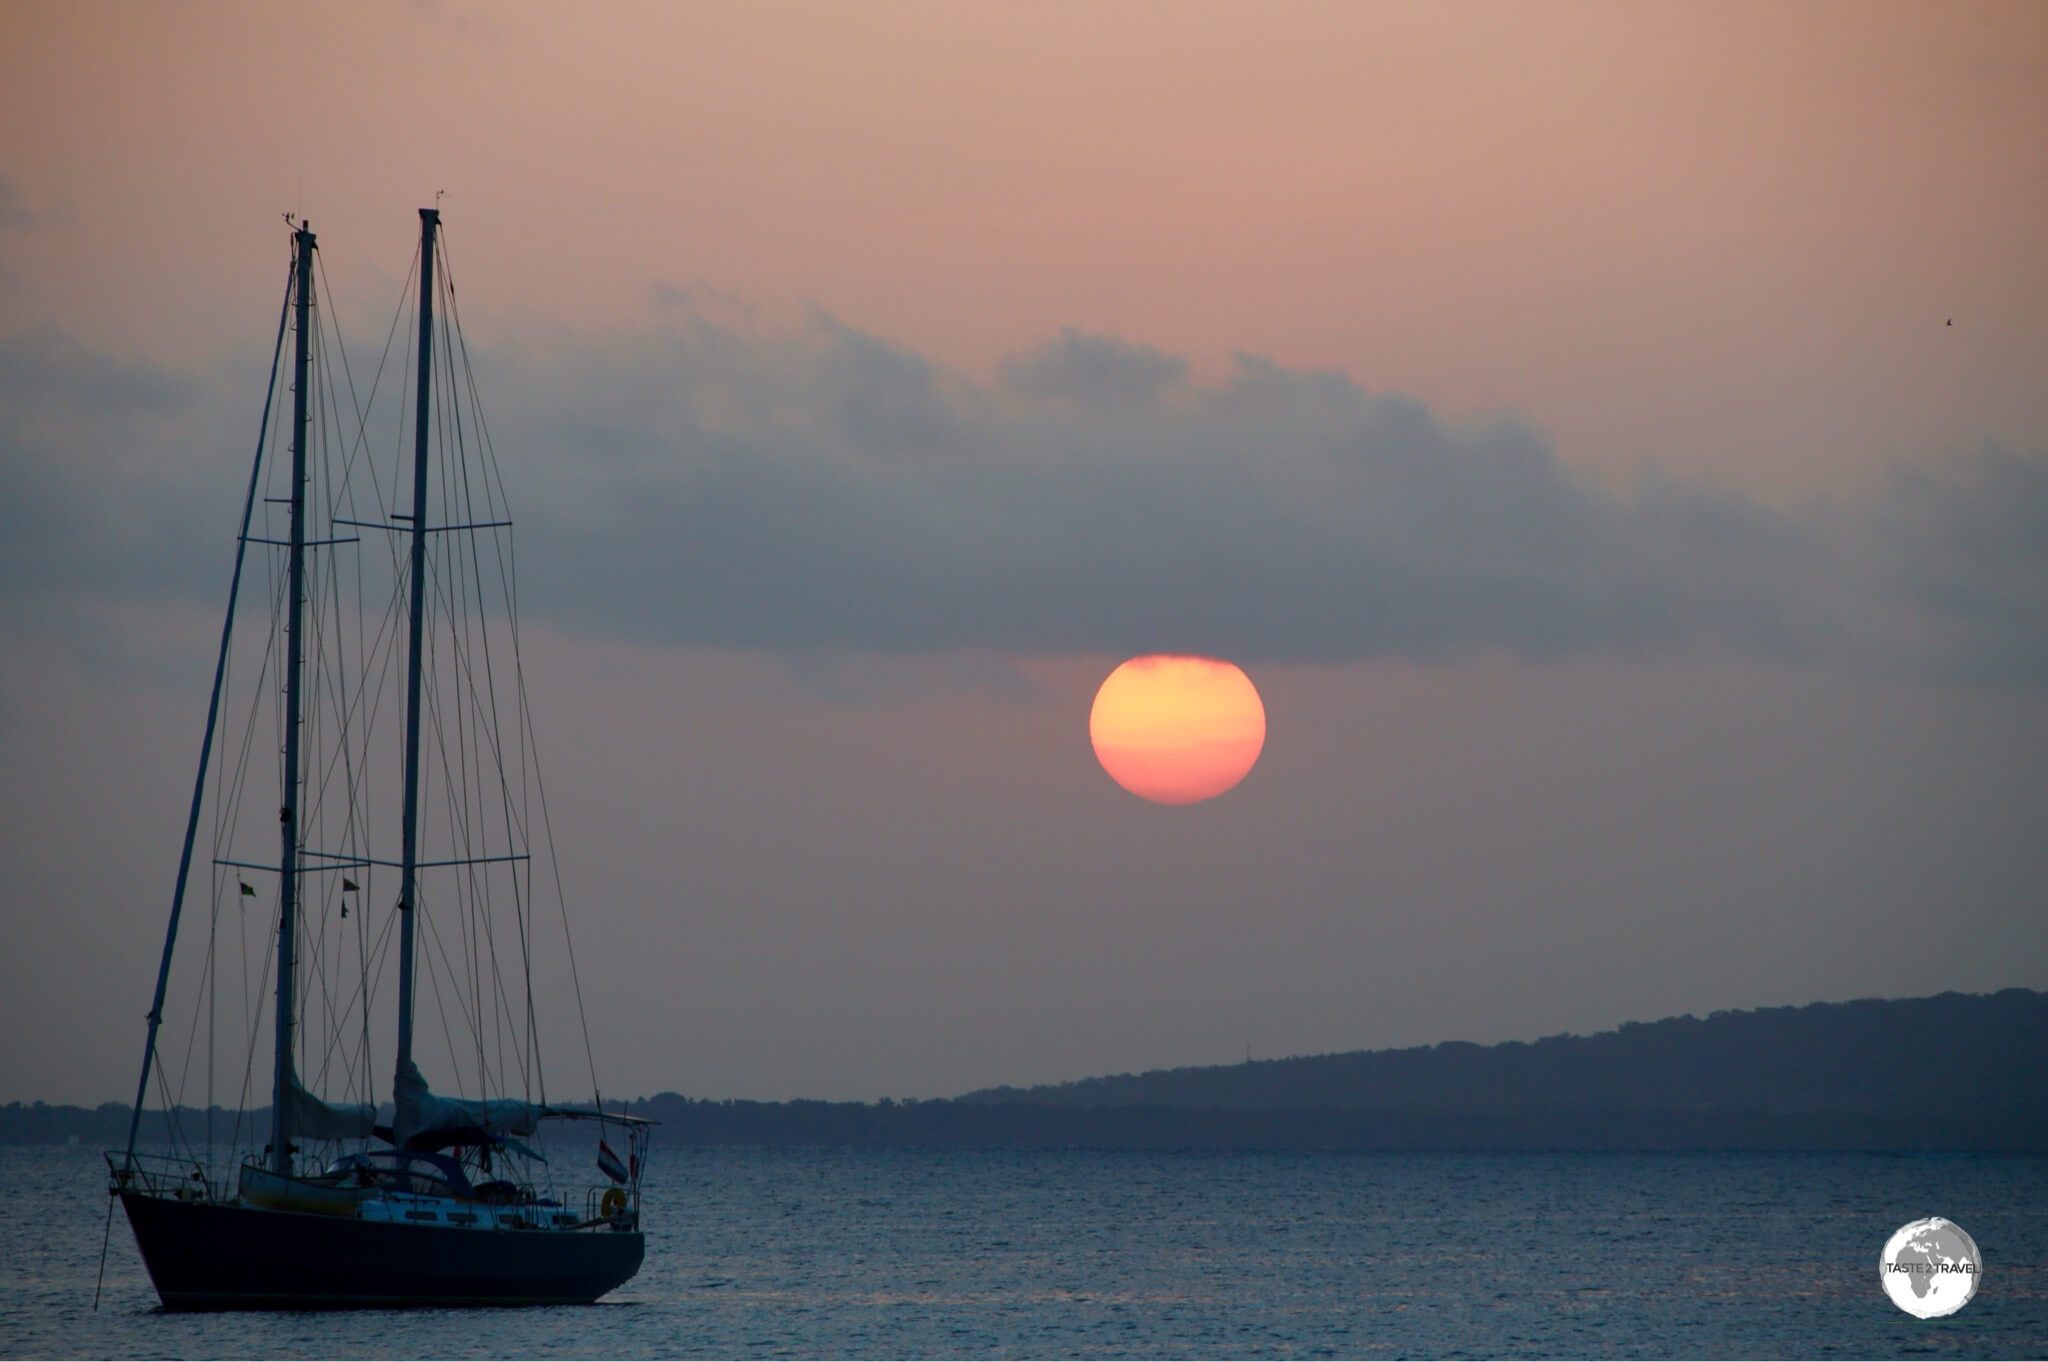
[3,2,2047,1105]
[3,1,2044,495]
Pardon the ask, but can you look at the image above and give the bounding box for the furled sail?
[392,1057,539,1150]
[284,1075,376,1141]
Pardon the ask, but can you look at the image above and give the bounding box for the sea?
[2,1144,2042,1359]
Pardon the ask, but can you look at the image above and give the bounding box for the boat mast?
[395,207,439,1086]
[270,222,316,1176]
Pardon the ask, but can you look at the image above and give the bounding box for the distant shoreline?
[19,988,2042,1152]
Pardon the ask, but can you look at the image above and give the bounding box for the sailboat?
[108,210,648,1308]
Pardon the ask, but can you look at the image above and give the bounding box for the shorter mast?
[270,221,316,1176]
[395,207,439,1092]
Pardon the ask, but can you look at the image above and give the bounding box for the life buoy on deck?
[600,1187,628,1219]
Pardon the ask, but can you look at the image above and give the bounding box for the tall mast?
[270,222,315,1176]
[395,207,439,1086]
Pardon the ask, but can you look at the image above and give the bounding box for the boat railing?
[582,1183,638,1229]
[105,1149,219,1202]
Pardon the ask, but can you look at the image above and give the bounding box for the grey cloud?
[0,327,195,413]
[1214,352,1367,417]
[1,331,229,628]
[998,328,1189,409]
[0,176,27,230]
[1861,446,2048,684]
[807,311,965,456]
[8,316,2048,685]
[522,320,2046,680]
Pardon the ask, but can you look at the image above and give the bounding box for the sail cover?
[392,1058,540,1150]
[285,1075,377,1141]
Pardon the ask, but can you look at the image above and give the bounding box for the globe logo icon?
[1880,1217,1982,1318]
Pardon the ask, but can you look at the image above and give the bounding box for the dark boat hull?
[120,1192,644,1309]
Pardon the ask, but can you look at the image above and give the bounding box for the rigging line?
[315,313,370,778]
[292,659,383,1057]
[415,897,477,1101]
[440,461,521,1101]
[214,602,274,965]
[165,877,227,1142]
[441,234,514,526]
[447,309,529,828]
[166,958,205,1128]
[228,493,290,802]
[301,621,373,876]
[329,519,412,811]
[299,365,346,842]
[346,899,403,1112]
[211,310,290,873]
[233,566,291,928]
[123,253,296,1169]
[206,853,217,1160]
[418,552,484,933]
[489,529,544,1096]
[311,530,395,916]
[440,261,532,1099]
[387,284,416,588]
[298,887,347,1097]
[357,236,422,578]
[149,1062,186,1160]
[447,253,581,1110]
[197,868,257,1162]
[343,889,405,1099]
[431,564,521,1105]
[345,570,375,1104]
[415,406,523,824]
[321,360,393,924]
[296,335,344,1098]
[355,892,401,1021]
[505,556,597,1112]
[302,870,373,1104]
[91,1165,116,1311]
[295,505,377,1122]
[313,282,383,914]
[432,355,494,1097]
[427,671,508,1102]
[418,625,494,1080]
[324,534,380,1112]
[183,765,278,1125]
[428,576,524,826]
[225,876,253,1154]
[228,878,280,1153]
[297,875,391,1112]
[420,532,525,857]
[306,562,376,1101]
[428,622,499,1097]
[312,245,402,522]
[437,233,552,1106]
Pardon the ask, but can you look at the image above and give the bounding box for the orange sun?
[1089,655,1266,805]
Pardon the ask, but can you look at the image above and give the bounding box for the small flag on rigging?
[342,878,359,892]
[597,1138,629,1185]
[238,881,256,897]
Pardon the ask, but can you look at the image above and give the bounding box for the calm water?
[2,1144,2042,1358]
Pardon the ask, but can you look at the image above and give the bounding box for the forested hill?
[958,989,2048,1114]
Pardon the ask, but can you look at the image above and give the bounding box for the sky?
[2,1,2046,1108]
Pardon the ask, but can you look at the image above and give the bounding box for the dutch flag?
[597,1138,629,1185]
